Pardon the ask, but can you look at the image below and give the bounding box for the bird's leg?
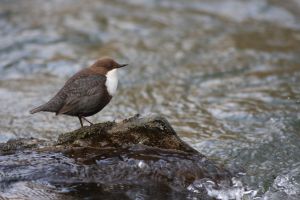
[82,117,93,126]
[78,116,83,127]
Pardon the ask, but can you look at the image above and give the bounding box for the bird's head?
[91,57,127,74]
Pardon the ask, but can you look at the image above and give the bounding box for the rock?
[0,138,45,155]
[0,115,233,200]
[57,114,199,153]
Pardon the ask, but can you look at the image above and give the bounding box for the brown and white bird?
[30,57,127,127]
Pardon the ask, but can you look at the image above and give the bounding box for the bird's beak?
[118,64,128,68]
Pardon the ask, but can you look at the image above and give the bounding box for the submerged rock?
[0,115,233,200]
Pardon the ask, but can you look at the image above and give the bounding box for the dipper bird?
[30,57,128,127]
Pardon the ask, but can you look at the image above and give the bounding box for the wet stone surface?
[0,115,232,199]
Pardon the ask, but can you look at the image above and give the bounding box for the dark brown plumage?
[30,57,127,127]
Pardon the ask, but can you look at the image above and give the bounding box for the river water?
[0,0,300,199]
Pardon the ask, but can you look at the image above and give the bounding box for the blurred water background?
[0,0,300,199]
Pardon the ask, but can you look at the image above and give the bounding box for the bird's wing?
[57,74,106,115]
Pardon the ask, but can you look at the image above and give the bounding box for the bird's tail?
[30,104,46,114]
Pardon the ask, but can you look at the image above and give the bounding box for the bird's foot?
[82,117,94,126]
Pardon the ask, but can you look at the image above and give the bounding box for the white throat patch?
[105,69,118,96]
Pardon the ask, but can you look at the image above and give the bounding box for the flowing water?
[0,0,300,199]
